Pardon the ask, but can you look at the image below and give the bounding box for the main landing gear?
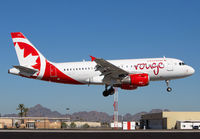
[103,85,115,97]
[165,80,172,92]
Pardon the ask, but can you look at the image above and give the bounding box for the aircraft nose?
[187,66,195,75]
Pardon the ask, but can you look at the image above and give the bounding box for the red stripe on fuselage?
[42,60,84,84]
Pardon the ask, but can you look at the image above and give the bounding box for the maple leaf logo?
[15,43,40,76]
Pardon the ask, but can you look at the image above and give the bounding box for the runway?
[1,130,200,139]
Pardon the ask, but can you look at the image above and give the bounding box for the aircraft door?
[50,65,57,77]
[167,61,173,71]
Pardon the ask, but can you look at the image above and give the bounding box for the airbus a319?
[8,32,195,97]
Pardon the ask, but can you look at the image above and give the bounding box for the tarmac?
[1,130,200,139]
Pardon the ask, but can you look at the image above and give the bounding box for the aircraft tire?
[108,87,115,95]
[167,87,172,92]
[103,91,109,97]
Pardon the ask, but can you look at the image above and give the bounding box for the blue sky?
[0,0,200,115]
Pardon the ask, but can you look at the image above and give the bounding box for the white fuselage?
[54,57,194,85]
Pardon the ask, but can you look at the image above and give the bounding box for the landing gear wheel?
[103,91,109,97]
[167,87,172,92]
[165,80,172,92]
[108,87,115,95]
[102,85,115,97]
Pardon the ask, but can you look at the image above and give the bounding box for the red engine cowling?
[121,73,150,86]
[120,84,138,90]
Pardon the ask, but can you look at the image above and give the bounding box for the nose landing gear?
[167,87,172,92]
[165,80,172,92]
[103,85,115,97]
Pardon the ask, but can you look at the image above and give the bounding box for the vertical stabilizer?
[10,32,46,78]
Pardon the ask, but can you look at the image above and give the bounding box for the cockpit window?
[179,62,186,66]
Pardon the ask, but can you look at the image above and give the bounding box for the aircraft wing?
[90,56,129,85]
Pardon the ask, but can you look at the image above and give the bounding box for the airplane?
[8,32,195,97]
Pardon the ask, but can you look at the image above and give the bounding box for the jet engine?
[121,73,150,86]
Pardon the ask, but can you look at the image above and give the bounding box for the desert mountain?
[3,104,169,122]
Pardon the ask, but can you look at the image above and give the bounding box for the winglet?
[90,56,96,62]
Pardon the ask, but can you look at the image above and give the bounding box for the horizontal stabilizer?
[13,65,38,74]
[8,65,38,77]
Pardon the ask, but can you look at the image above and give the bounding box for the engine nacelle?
[121,73,149,86]
[120,84,137,90]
